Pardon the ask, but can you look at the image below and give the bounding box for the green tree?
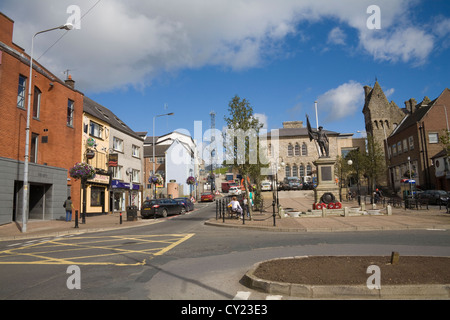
[224,95,268,219]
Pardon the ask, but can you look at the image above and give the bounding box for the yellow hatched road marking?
[0,233,195,266]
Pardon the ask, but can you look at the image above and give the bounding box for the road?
[0,199,449,301]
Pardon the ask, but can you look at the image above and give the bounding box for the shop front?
[84,173,110,216]
[110,180,142,213]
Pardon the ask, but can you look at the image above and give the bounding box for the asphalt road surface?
[0,200,449,301]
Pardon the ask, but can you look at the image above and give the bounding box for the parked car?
[141,198,185,218]
[175,197,195,212]
[201,192,215,202]
[229,186,242,195]
[418,190,449,205]
[302,182,315,190]
[261,181,272,191]
[283,177,302,190]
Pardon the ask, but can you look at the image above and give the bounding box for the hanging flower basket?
[186,176,196,185]
[69,162,96,180]
[149,174,163,185]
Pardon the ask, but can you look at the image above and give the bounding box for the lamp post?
[21,23,73,233]
[153,112,174,199]
[347,159,361,205]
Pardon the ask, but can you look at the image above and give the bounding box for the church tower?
[362,81,406,186]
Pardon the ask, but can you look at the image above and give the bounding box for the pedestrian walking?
[64,196,74,222]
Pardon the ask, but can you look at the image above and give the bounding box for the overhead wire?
[36,0,103,61]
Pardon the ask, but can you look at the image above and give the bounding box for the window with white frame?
[403,139,408,153]
[132,169,140,183]
[113,137,123,152]
[89,121,103,139]
[132,145,140,158]
[111,166,123,180]
[397,141,402,154]
[67,99,74,127]
[17,75,27,109]
[428,132,438,144]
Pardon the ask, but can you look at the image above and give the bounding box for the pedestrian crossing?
[233,291,283,300]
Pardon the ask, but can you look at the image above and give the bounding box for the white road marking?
[233,291,251,300]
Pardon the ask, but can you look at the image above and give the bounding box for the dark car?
[141,198,185,218]
[283,177,302,190]
[175,197,195,212]
[201,192,215,202]
[418,190,449,205]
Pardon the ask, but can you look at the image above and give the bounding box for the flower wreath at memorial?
[69,162,96,180]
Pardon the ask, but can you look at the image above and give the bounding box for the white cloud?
[327,27,346,45]
[1,0,443,92]
[358,27,434,65]
[317,81,364,121]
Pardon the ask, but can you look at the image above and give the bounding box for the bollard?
[120,212,122,225]
[242,206,245,225]
[81,211,86,224]
[74,210,79,229]
[272,200,276,227]
[216,200,219,220]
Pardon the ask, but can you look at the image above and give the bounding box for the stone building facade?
[266,121,341,182]
[362,81,406,186]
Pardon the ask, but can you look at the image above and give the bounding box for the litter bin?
[126,205,138,221]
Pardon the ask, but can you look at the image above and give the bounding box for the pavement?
[2,192,450,241]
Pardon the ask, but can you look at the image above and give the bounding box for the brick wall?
[0,13,84,218]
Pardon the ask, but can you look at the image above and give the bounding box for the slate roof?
[83,96,143,141]
[144,145,170,157]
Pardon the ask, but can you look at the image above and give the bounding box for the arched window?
[285,165,291,177]
[295,143,300,156]
[292,164,298,177]
[302,143,308,156]
[299,165,305,178]
[306,164,312,176]
[288,144,293,156]
[268,144,272,156]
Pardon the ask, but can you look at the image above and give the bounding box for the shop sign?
[88,174,110,185]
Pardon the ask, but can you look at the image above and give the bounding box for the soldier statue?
[306,115,329,158]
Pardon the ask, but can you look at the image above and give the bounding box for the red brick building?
[0,13,84,224]
[387,88,450,191]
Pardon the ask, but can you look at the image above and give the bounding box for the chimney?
[283,121,303,129]
[65,75,75,89]
[404,98,416,114]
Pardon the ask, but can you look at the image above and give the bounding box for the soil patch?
[253,256,450,286]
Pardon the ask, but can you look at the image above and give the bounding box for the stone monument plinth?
[313,157,339,204]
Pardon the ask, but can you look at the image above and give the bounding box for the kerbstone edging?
[241,256,450,299]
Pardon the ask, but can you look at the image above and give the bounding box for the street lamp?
[21,23,74,233]
[347,159,361,205]
[153,112,174,199]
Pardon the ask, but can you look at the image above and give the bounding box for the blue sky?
[2,0,450,140]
